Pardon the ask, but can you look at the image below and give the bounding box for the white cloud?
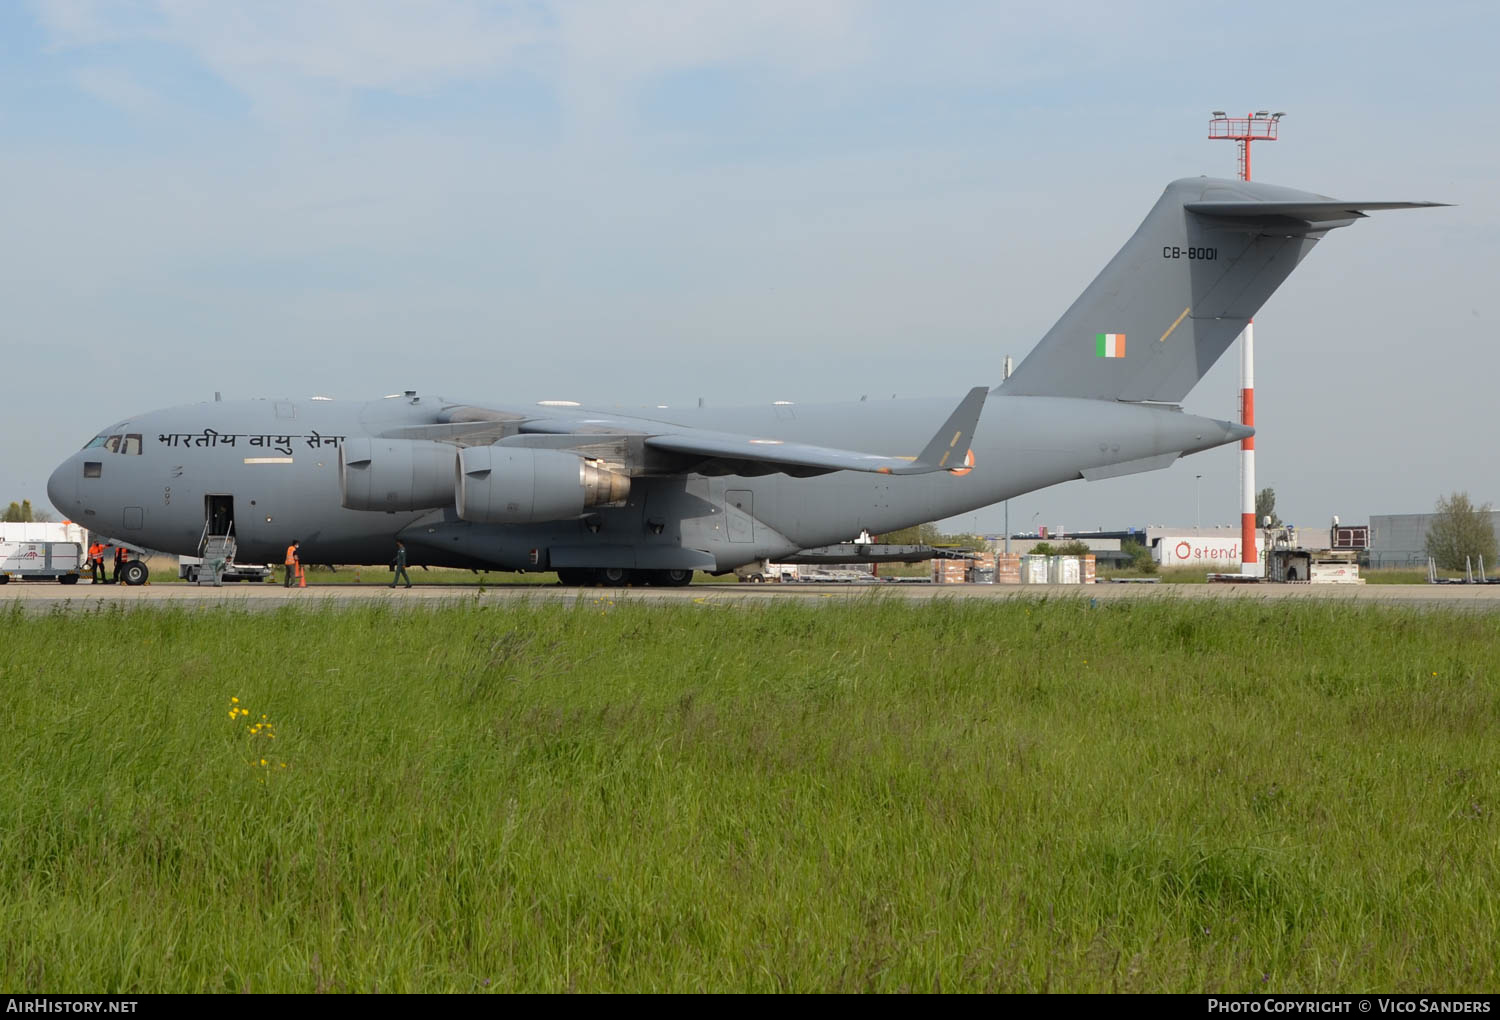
[34,0,877,127]
[71,65,162,114]
[148,0,549,92]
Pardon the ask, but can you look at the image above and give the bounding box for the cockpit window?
[85,433,142,454]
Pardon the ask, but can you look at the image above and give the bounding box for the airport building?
[993,526,1264,570]
[1368,511,1500,567]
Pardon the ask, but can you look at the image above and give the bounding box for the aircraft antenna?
[1208,110,1283,578]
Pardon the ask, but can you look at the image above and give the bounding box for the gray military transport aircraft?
[47,177,1440,586]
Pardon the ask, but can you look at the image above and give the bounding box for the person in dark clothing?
[88,542,107,584]
[389,539,412,589]
[113,545,128,584]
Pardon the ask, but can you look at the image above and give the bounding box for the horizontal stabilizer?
[1187,199,1448,221]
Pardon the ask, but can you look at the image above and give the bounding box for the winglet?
[895,386,988,475]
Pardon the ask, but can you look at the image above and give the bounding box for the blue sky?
[3,1,1496,535]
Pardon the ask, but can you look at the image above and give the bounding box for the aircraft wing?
[417,387,987,478]
[644,386,988,477]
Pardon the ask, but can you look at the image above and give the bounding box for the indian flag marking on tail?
[1095,333,1126,358]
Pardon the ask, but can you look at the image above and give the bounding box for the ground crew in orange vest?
[112,544,128,584]
[283,540,301,588]
[88,542,106,584]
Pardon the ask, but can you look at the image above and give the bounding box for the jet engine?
[455,446,630,524]
[339,437,457,511]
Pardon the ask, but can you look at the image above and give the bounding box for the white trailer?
[0,540,83,584]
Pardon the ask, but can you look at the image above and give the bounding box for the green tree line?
[4,499,51,523]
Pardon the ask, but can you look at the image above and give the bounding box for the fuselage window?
[122,434,142,455]
[104,435,122,453]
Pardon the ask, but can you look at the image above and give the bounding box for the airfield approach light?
[1212,110,1226,117]
[1255,109,1270,117]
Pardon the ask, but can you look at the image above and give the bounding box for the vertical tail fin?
[998,177,1444,403]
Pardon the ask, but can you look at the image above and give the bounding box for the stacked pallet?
[970,551,997,584]
[994,553,1022,584]
[932,559,970,584]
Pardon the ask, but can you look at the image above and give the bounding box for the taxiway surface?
[7,580,1500,613]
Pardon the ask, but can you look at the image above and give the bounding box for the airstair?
[197,520,236,587]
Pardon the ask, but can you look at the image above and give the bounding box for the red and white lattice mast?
[1209,110,1283,577]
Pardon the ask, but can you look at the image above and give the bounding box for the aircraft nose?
[46,456,73,515]
[1225,422,1254,443]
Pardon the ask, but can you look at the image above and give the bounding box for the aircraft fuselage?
[47,392,1243,573]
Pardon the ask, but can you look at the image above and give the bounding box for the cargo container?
[1021,555,1050,584]
[1052,556,1081,584]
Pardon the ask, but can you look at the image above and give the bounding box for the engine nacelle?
[339,437,456,511]
[456,446,630,524]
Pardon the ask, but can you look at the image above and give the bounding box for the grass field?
[3,596,1497,992]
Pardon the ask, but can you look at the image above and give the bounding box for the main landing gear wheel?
[649,568,694,587]
[555,568,592,586]
[596,566,629,586]
[122,561,150,586]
